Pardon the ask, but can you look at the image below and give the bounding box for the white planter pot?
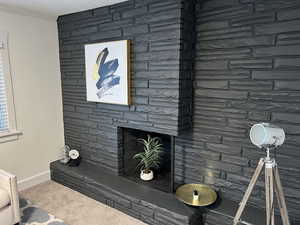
[140,170,153,181]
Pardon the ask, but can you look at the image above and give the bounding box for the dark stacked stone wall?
[58,0,192,174]
[58,0,300,222]
[175,0,300,222]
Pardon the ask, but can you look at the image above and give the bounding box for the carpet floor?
[21,181,146,225]
[20,198,66,225]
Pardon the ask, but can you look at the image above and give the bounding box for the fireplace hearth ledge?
[50,160,200,225]
[50,161,296,225]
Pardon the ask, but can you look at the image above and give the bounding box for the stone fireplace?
[120,127,174,193]
[52,0,300,224]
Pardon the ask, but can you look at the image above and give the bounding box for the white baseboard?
[18,170,50,191]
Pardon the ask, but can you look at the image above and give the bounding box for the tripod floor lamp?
[233,123,290,225]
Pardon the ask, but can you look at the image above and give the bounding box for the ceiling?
[0,0,128,20]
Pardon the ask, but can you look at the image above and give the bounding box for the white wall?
[0,10,64,186]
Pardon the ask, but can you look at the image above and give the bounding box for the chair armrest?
[0,169,20,223]
[0,169,15,192]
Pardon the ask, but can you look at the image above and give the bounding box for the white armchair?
[0,169,20,225]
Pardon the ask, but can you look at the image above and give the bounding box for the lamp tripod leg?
[274,165,291,225]
[270,168,275,225]
[265,163,275,225]
[233,158,265,225]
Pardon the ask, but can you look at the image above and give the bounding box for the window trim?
[0,32,21,143]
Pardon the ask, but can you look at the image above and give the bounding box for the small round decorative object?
[67,149,81,167]
[69,149,80,159]
[175,184,217,207]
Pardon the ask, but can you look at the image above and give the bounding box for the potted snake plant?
[133,135,164,181]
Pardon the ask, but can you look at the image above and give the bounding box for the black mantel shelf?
[50,161,199,225]
[50,161,293,225]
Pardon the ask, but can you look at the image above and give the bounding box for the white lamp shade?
[250,123,285,148]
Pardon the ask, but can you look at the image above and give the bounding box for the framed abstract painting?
[85,40,131,105]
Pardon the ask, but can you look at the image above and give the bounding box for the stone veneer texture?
[58,0,193,174]
[175,0,300,221]
[58,0,300,221]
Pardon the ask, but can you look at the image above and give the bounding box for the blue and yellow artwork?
[93,48,120,98]
[85,40,130,105]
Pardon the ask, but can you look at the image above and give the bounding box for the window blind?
[0,47,9,132]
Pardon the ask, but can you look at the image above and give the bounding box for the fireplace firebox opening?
[119,127,174,193]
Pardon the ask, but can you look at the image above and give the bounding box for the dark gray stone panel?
[277,8,300,21]
[195,81,228,89]
[252,71,300,80]
[176,0,300,222]
[195,60,228,70]
[254,45,300,57]
[199,4,252,21]
[255,20,300,35]
[230,59,272,69]
[274,81,300,90]
[272,113,300,124]
[277,33,300,46]
[197,21,229,31]
[274,58,300,68]
[198,36,274,49]
[195,89,248,100]
[198,26,252,41]
[231,12,275,27]
[255,0,300,12]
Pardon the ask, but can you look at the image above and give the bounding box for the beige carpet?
[21,181,146,225]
